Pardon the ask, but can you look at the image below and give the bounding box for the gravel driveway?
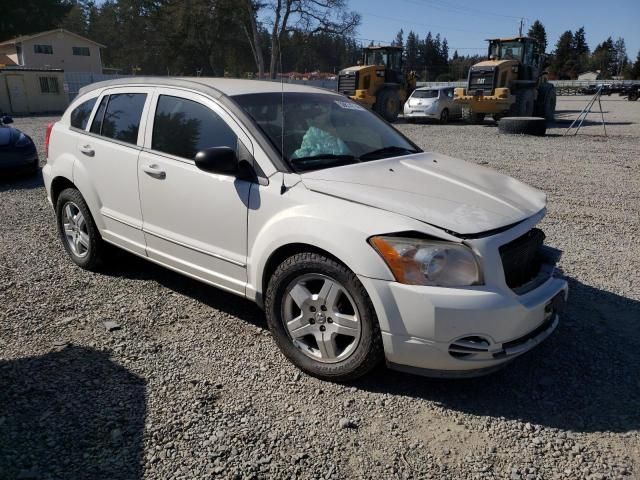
[1,97,638,480]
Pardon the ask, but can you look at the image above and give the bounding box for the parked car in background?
[43,77,568,382]
[403,86,462,123]
[620,84,639,101]
[0,115,39,175]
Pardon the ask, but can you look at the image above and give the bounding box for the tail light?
[45,122,54,160]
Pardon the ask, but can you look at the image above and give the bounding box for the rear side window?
[89,96,108,135]
[151,95,237,160]
[70,97,97,130]
[101,93,147,144]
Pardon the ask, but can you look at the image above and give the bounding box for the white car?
[43,78,568,381]
[403,86,462,123]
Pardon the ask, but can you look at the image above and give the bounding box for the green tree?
[527,20,547,53]
[1,0,73,39]
[551,30,576,79]
[573,27,589,72]
[631,50,640,79]
[404,31,419,72]
[590,37,616,78]
[393,29,404,48]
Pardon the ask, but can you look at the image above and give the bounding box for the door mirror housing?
[194,147,238,175]
[1,115,13,125]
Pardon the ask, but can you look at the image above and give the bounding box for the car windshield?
[232,92,420,172]
[411,90,439,99]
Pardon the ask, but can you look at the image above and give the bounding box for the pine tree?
[631,50,640,80]
[527,20,547,53]
[405,31,419,72]
[591,37,616,78]
[551,30,575,79]
[573,27,589,73]
[393,29,404,48]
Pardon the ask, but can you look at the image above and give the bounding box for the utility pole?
[519,18,524,37]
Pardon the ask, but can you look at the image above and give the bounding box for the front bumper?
[403,106,439,119]
[454,94,514,114]
[361,274,568,378]
[0,148,38,171]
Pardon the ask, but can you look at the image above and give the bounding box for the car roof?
[415,86,450,91]
[77,76,335,99]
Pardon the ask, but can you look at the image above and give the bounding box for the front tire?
[56,188,106,271]
[265,252,384,382]
[440,108,449,124]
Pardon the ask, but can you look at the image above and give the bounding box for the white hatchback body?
[43,77,568,379]
[403,86,462,122]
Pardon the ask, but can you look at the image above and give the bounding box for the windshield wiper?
[290,154,359,171]
[359,146,418,161]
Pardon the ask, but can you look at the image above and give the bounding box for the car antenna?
[278,39,288,195]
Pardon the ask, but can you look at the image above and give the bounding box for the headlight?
[15,133,31,147]
[369,236,482,287]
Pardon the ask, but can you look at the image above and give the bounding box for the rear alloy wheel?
[56,188,106,270]
[265,252,383,381]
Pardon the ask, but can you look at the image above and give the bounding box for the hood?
[301,152,546,235]
[0,126,17,147]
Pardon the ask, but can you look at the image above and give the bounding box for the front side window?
[233,92,420,172]
[70,97,98,130]
[72,47,90,56]
[34,44,53,54]
[151,95,237,160]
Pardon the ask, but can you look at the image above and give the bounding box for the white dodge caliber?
[43,77,568,381]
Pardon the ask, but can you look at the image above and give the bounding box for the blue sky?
[348,0,640,58]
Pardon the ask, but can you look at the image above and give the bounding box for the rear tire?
[535,84,556,122]
[498,116,547,136]
[374,88,400,123]
[265,252,384,382]
[56,188,106,271]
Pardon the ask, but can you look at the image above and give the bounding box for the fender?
[245,178,457,302]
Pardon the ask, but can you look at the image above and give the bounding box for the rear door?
[137,88,252,294]
[81,86,152,255]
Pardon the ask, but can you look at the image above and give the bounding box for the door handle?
[79,144,94,157]
[142,164,166,180]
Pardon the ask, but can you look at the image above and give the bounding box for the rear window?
[89,93,147,145]
[70,97,97,130]
[411,90,439,99]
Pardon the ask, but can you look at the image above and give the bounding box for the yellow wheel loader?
[337,46,416,123]
[454,37,556,124]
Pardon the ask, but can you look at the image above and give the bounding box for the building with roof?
[0,29,105,74]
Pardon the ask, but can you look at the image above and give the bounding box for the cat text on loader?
[454,37,556,125]
[337,46,416,123]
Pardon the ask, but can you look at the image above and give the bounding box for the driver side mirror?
[194,147,238,175]
[1,115,13,125]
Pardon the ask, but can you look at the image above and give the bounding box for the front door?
[82,87,152,255]
[6,75,28,114]
[138,89,252,295]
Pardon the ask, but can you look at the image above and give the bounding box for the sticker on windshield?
[334,100,366,111]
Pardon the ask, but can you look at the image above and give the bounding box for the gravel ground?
[1,97,639,480]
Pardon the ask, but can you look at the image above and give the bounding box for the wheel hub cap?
[282,274,361,363]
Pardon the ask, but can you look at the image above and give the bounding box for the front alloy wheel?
[282,274,361,363]
[265,252,383,381]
